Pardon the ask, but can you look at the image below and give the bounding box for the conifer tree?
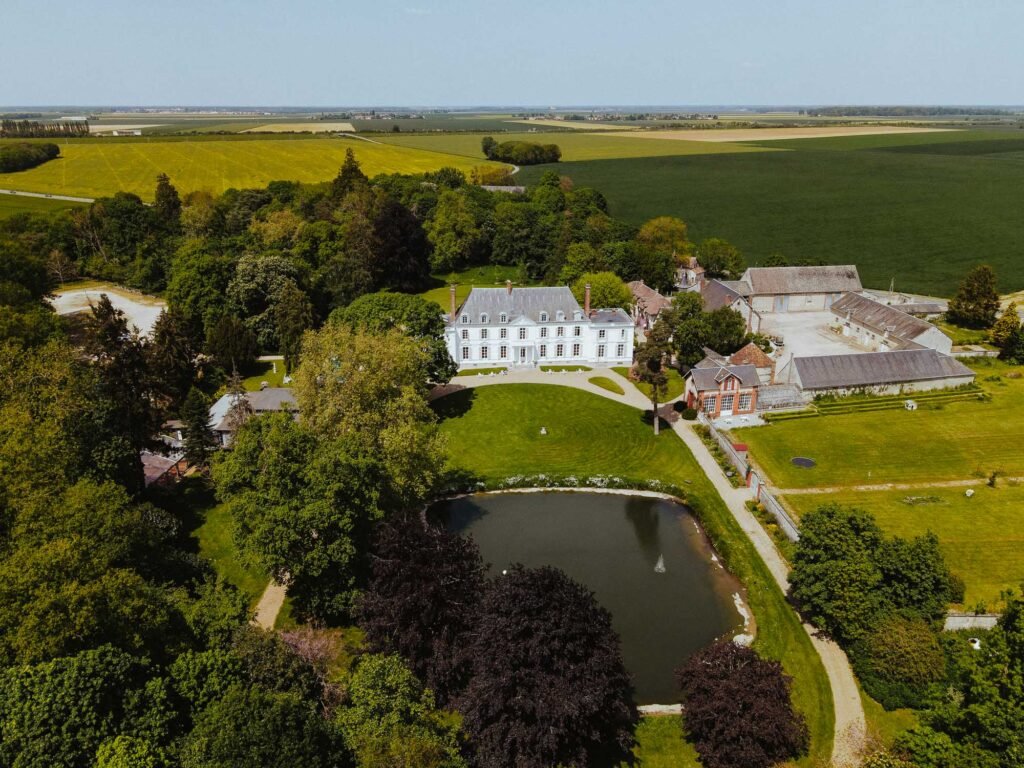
[181,386,216,467]
[947,265,1000,329]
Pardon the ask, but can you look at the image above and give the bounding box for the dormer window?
[573,311,583,321]
[460,314,468,324]
[556,311,565,321]
[539,312,548,322]
[499,313,507,323]
[480,313,489,323]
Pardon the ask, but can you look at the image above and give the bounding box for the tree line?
[0,118,89,138]
[0,142,60,173]
[481,136,561,165]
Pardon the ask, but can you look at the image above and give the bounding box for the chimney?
[449,284,457,318]
[584,283,591,314]
[505,279,513,296]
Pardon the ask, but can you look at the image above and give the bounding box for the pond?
[430,491,746,705]
[50,282,166,336]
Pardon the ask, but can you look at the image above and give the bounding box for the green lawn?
[783,484,1024,608]
[612,366,685,402]
[734,361,1024,489]
[632,717,700,766]
[0,137,506,200]
[192,500,268,606]
[589,375,625,395]
[518,131,1024,295]
[860,687,918,748]
[435,384,833,766]
[242,360,288,390]
[0,194,85,218]
[377,131,774,162]
[418,264,533,310]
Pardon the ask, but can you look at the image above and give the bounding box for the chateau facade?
[445,283,634,369]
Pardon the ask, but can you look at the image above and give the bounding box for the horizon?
[3,0,1023,105]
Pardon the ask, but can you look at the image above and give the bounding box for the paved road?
[0,188,95,203]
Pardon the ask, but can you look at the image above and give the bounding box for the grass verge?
[589,375,626,395]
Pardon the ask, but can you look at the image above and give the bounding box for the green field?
[612,366,686,401]
[377,131,773,162]
[517,130,1024,295]
[734,362,1024,489]
[0,137,505,200]
[435,384,833,766]
[784,485,1024,607]
[0,194,85,218]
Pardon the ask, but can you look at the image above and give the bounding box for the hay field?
[618,126,955,143]
[243,122,355,133]
[0,138,503,200]
[377,131,774,162]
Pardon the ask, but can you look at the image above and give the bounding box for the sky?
[2,0,1021,107]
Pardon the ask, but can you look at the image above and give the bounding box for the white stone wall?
[445,318,634,369]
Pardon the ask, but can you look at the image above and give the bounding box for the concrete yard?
[759,311,864,375]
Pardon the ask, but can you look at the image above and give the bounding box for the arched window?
[460,314,468,324]
[574,311,583,321]
[556,311,565,321]
[499,313,507,323]
[480,313,489,323]
[539,312,548,322]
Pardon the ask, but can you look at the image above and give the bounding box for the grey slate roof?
[831,293,939,344]
[742,265,862,295]
[687,362,760,391]
[248,387,297,413]
[701,279,745,311]
[453,287,628,325]
[793,349,974,390]
[891,302,946,316]
[456,287,583,324]
[589,308,632,324]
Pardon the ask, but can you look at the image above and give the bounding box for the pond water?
[430,491,745,704]
[50,283,166,336]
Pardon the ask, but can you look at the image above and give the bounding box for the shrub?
[851,615,948,710]
[681,407,698,420]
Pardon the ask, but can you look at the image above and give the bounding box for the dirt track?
[617,126,954,143]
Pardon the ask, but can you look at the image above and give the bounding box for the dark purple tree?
[676,641,808,768]
[357,514,485,705]
[458,565,637,768]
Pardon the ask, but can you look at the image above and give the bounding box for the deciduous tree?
[571,271,632,311]
[458,565,637,768]
[676,641,808,768]
[358,515,485,703]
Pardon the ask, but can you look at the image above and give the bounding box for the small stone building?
[627,280,672,331]
[684,354,760,418]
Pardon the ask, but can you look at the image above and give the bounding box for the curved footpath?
[433,367,866,767]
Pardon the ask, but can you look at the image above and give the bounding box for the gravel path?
[776,476,1024,494]
[252,583,287,630]
[672,421,865,766]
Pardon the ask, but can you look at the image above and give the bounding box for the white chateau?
[444,283,634,369]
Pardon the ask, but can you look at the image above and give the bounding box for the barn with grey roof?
[781,349,975,395]
[830,293,953,353]
[741,265,862,313]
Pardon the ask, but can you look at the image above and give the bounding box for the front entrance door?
[720,394,735,417]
